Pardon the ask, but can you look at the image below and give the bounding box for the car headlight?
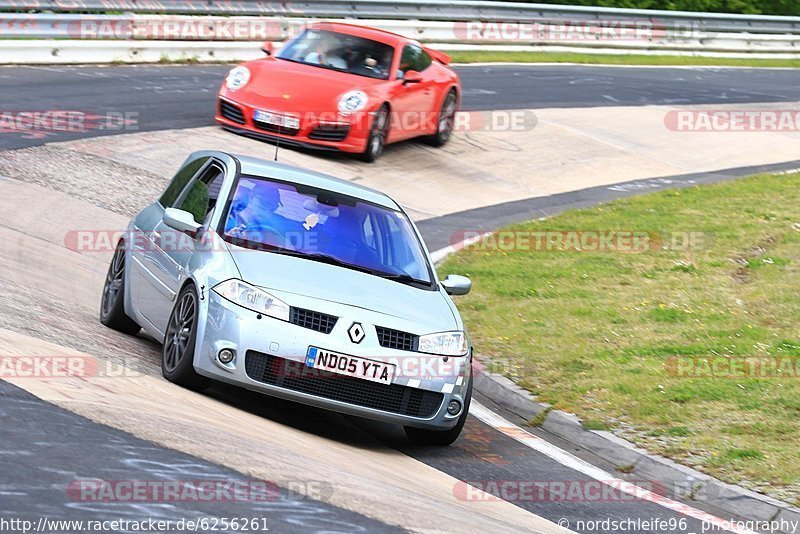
[338,90,368,115]
[212,279,289,321]
[418,331,469,356]
[225,66,251,91]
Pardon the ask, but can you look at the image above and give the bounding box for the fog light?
[218,349,235,364]
[447,400,462,416]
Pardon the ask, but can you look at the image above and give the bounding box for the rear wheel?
[99,241,140,335]
[426,89,457,147]
[162,285,211,391]
[360,105,389,162]
[404,372,472,446]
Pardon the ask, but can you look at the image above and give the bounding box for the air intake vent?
[218,99,245,124]
[290,307,338,334]
[375,326,418,351]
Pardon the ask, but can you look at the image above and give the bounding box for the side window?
[159,157,209,207]
[175,162,225,224]
[398,45,431,74]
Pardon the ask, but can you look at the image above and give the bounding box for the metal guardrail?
[1,0,800,34]
[1,13,799,56]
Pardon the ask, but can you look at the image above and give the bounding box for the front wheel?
[404,373,472,446]
[360,106,389,162]
[162,285,211,391]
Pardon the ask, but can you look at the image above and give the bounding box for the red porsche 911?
[216,22,461,161]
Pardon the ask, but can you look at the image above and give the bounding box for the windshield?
[276,29,394,80]
[222,176,432,285]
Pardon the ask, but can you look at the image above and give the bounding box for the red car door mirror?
[402,70,423,85]
[261,41,274,56]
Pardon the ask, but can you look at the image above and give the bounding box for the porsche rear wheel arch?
[426,87,458,147]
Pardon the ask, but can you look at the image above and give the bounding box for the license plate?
[253,109,299,129]
[306,347,395,385]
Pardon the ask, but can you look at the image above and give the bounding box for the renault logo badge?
[348,322,365,344]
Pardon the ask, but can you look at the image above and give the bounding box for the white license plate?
[305,347,395,385]
[253,109,299,129]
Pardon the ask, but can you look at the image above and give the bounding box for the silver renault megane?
[100,150,474,445]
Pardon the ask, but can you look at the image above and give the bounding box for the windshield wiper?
[370,271,430,286]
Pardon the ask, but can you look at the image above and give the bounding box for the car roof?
[307,21,412,47]
[230,153,401,210]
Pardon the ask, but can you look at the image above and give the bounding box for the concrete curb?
[473,369,800,529]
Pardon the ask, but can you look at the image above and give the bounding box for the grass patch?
[441,172,800,498]
[527,406,553,427]
[615,463,636,474]
[582,420,612,431]
[447,50,800,68]
[158,54,201,64]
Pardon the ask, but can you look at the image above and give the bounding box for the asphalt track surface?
[2,63,800,150]
[2,63,798,533]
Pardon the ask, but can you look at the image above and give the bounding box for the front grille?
[308,124,350,142]
[290,307,337,334]
[253,119,299,136]
[219,99,245,124]
[245,351,443,418]
[375,326,418,351]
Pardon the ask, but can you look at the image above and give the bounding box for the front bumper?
[193,292,471,430]
[215,95,370,154]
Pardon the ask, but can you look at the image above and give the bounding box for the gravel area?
[0,145,167,217]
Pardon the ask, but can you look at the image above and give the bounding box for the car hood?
[234,58,383,113]
[225,244,457,330]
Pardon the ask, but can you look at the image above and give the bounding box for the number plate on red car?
[253,109,300,129]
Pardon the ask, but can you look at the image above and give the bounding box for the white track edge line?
[469,401,757,534]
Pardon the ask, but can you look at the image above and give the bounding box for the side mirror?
[441,274,471,296]
[402,70,422,85]
[163,207,201,234]
[261,41,274,56]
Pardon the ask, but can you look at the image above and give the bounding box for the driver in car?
[303,33,347,69]
[225,181,295,248]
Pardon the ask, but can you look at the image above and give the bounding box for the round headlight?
[338,90,368,115]
[226,66,251,91]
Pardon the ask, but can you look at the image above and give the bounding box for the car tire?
[162,284,211,392]
[99,241,141,335]
[425,89,457,148]
[360,105,389,162]
[404,371,472,446]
